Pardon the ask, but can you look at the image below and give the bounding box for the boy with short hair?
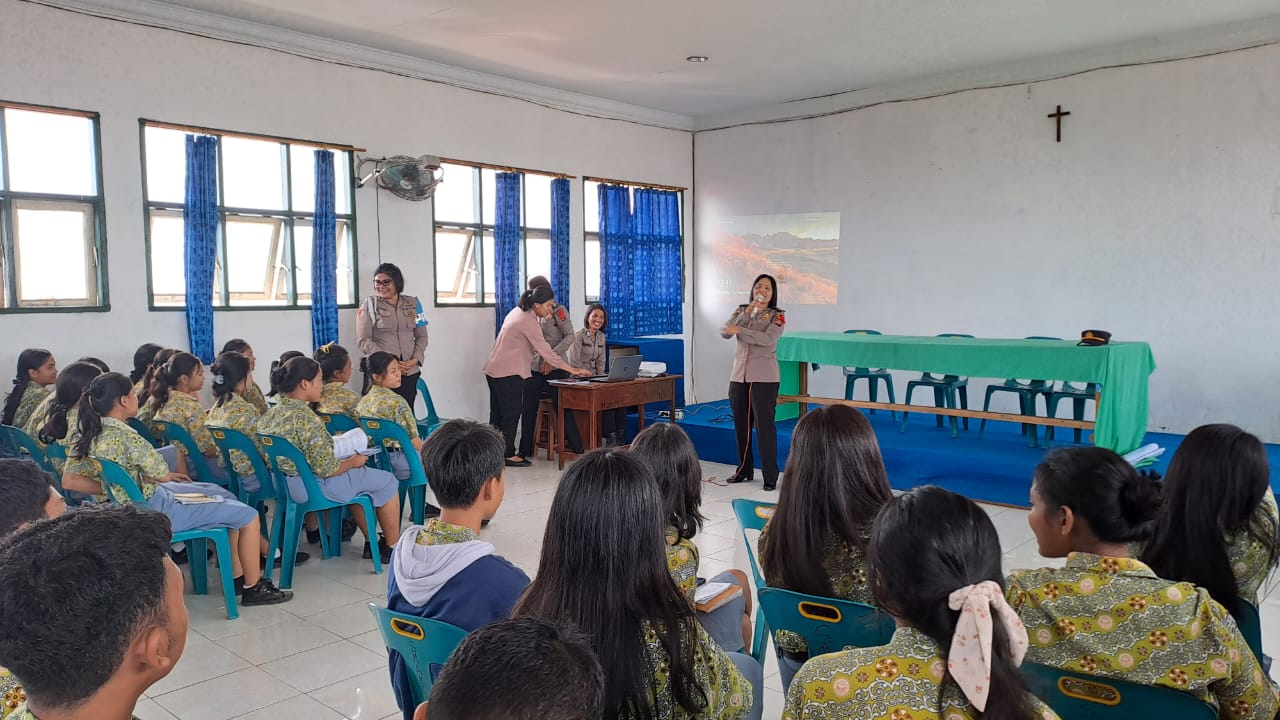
[387,419,530,720]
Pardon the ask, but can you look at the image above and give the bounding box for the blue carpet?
[640,400,1280,509]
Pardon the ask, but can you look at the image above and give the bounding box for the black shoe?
[260,551,311,569]
[505,458,532,467]
[241,578,294,606]
[340,518,357,541]
[423,503,442,519]
[170,547,189,565]
[306,528,321,544]
[726,472,754,484]
[763,482,777,491]
[362,535,393,563]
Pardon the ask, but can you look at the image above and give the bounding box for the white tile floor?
[136,457,1280,720]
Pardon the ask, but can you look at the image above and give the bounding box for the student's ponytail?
[359,352,396,394]
[149,352,200,412]
[73,373,133,460]
[210,352,250,408]
[138,348,177,408]
[1,349,52,426]
[39,361,104,444]
[518,285,554,312]
[269,357,320,397]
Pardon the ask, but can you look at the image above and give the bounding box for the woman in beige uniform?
[721,274,785,491]
[356,263,429,409]
[517,275,575,459]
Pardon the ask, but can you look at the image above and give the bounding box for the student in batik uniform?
[315,343,359,419]
[256,357,401,563]
[515,449,760,720]
[356,351,424,481]
[1,349,55,430]
[205,352,265,494]
[30,361,105,474]
[1008,446,1278,720]
[785,486,1059,720]
[150,352,227,484]
[60,372,291,606]
[1141,424,1280,617]
[129,343,163,399]
[758,404,892,690]
[631,422,755,654]
[135,348,178,430]
[221,339,269,413]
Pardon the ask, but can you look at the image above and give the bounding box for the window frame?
[0,101,109,313]
[139,120,359,311]
[581,179,684,306]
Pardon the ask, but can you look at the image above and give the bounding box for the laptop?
[586,354,643,383]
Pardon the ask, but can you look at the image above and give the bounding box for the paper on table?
[333,428,381,459]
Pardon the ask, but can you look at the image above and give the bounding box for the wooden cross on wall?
[1047,105,1071,142]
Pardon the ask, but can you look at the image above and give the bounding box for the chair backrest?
[368,604,468,707]
[0,425,55,473]
[1236,599,1264,665]
[257,433,324,505]
[154,420,215,481]
[208,426,274,498]
[359,417,427,482]
[1021,662,1217,720]
[317,412,358,435]
[94,457,149,504]
[757,587,895,654]
[43,442,67,462]
[731,499,776,589]
[127,417,163,448]
[415,377,440,426]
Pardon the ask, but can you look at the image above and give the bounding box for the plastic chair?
[360,417,429,525]
[127,417,164,448]
[43,442,67,464]
[154,420,228,491]
[757,587,895,657]
[1237,599,1265,670]
[1021,662,1216,720]
[731,498,777,662]
[95,457,239,619]
[209,427,283,568]
[979,336,1059,447]
[841,330,896,419]
[258,433,383,589]
[368,604,468,710]
[318,412,359,435]
[1045,382,1100,445]
[0,424,56,474]
[415,377,445,438]
[901,333,973,437]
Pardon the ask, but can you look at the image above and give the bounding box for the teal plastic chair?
[414,378,445,438]
[318,412,359,435]
[368,604,468,709]
[154,420,228,491]
[979,336,1059,447]
[0,424,56,474]
[208,427,283,573]
[731,498,776,662]
[43,442,67,465]
[258,433,383,589]
[1021,662,1216,719]
[841,330,896,419]
[1045,382,1100,444]
[127,417,164,448]
[360,417,429,525]
[95,457,239,619]
[901,333,973,437]
[1237,599,1265,670]
[756,587,895,657]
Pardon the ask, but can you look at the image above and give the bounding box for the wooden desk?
[549,375,681,469]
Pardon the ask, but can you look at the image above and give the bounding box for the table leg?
[799,362,810,415]
[557,398,566,470]
[589,397,600,451]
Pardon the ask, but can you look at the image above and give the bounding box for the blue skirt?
[149,482,257,533]
[285,466,398,506]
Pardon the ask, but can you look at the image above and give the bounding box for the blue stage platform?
[634,399,1280,508]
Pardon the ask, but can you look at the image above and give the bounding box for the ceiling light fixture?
[686,55,708,63]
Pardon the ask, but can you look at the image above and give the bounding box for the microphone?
[750,293,764,318]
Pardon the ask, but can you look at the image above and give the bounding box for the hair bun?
[358,357,369,374]
[1118,471,1162,527]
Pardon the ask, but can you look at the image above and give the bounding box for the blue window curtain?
[550,178,571,308]
[311,149,339,349]
[632,188,683,335]
[183,134,219,364]
[598,183,635,338]
[493,172,523,333]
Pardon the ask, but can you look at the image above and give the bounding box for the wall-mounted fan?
[356,155,444,201]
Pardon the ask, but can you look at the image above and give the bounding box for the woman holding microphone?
[721,274,785,491]
[485,285,591,467]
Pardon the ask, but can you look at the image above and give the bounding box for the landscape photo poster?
[709,212,840,305]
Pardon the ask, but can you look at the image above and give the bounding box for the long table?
[776,333,1156,454]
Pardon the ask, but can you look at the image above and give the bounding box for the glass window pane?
[12,200,95,303]
[6,110,97,196]
[585,234,601,301]
[584,181,600,233]
[481,169,495,226]
[525,175,551,229]
[294,221,313,302]
[148,210,186,303]
[143,126,187,204]
[434,227,475,304]
[335,151,351,215]
[290,146,315,212]
[481,230,495,305]
[225,216,285,305]
[335,221,353,303]
[433,163,477,223]
[525,234,551,290]
[221,137,285,210]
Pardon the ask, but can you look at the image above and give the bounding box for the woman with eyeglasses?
[356,262,429,409]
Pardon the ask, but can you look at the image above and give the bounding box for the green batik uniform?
[415,518,475,547]
[318,382,360,420]
[1,669,24,719]
[257,397,339,478]
[355,385,419,449]
[207,394,262,476]
[242,382,269,414]
[629,619,752,720]
[758,521,874,656]
[10,382,50,432]
[65,417,169,500]
[1228,488,1279,606]
[1007,553,1279,720]
[666,526,700,605]
[20,394,53,444]
[783,626,1060,720]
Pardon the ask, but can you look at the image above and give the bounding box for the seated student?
[315,343,359,419]
[785,486,1059,720]
[206,352,265,494]
[129,343,163,397]
[257,356,402,562]
[630,422,754,653]
[759,404,892,690]
[515,449,760,720]
[1008,447,1277,719]
[561,303,628,451]
[357,351,425,480]
[1,349,56,431]
[220,339,269,413]
[61,372,292,606]
[0,505,188,720]
[136,347,177,429]
[1142,423,1280,618]
[419,617,605,720]
[150,352,227,483]
[386,419,530,720]
[31,361,105,469]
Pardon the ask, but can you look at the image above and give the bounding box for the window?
[432,162,553,306]
[0,103,106,310]
[141,123,356,308]
[583,179,684,304]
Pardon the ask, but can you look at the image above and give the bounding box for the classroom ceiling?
[146,0,1280,119]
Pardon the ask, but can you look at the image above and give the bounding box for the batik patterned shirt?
[1,669,24,719]
[666,526,700,605]
[758,521,875,655]
[415,518,477,547]
[783,626,1060,720]
[355,385,419,449]
[64,417,169,501]
[242,382,269,414]
[317,382,360,419]
[1228,488,1279,606]
[9,382,50,431]
[154,391,216,460]
[630,619,752,720]
[257,397,339,478]
[1007,553,1278,720]
[19,394,53,443]
[207,394,262,476]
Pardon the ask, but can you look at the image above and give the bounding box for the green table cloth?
[776,332,1156,454]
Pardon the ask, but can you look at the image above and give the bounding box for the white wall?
[693,43,1280,440]
[0,0,691,420]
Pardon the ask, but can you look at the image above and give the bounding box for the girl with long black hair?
[721,273,784,489]
[1,349,55,429]
[515,449,760,720]
[315,343,359,419]
[150,351,226,483]
[221,338,269,413]
[33,361,105,472]
[129,343,163,394]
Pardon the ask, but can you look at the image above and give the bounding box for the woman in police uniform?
[721,274,785,491]
[356,263,429,409]
[517,275,575,459]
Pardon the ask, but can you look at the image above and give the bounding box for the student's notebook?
[695,581,743,613]
[171,492,224,505]
[333,428,382,459]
